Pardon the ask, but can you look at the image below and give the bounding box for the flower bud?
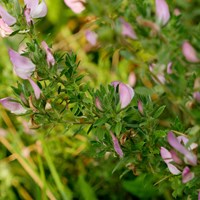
[182,41,199,63]
[138,100,143,115]
[110,132,123,158]
[155,0,170,25]
[111,81,134,109]
[0,97,27,114]
[28,78,41,99]
[128,72,137,87]
[182,166,194,183]
[64,0,85,14]
[95,97,103,111]
[167,62,173,74]
[85,30,98,46]
[41,41,55,66]
[120,18,137,39]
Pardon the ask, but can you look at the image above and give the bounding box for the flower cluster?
[160,131,198,183]
[0,0,54,114]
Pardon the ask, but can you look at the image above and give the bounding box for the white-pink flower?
[0,5,16,37]
[41,41,55,66]
[24,0,47,25]
[9,49,36,79]
[64,0,85,14]
[182,41,199,63]
[111,81,134,109]
[155,0,170,25]
[0,97,27,114]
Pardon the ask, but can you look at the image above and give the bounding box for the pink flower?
[198,192,200,200]
[160,132,198,183]
[182,166,194,183]
[182,41,199,63]
[167,132,197,166]
[160,147,181,175]
[24,0,47,25]
[110,132,123,158]
[155,0,170,25]
[111,81,134,109]
[9,49,41,99]
[41,41,55,66]
[85,30,98,46]
[64,0,85,14]
[0,5,16,37]
[120,18,137,39]
[0,97,27,114]
[0,18,13,37]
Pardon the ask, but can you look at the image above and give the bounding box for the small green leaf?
[115,122,122,136]
[153,105,166,118]
[93,117,108,126]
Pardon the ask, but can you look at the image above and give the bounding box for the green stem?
[41,137,73,200]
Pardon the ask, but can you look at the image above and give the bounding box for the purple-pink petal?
[85,30,98,46]
[120,18,137,39]
[28,78,41,99]
[0,18,13,37]
[167,163,181,175]
[182,41,199,63]
[160,147,173,164]
[138,100,143,115]
[0,5,16,26]
[155,0,170,25]
[110,132,123,158]
[160,147,181,175]
[167,132,197,166]
[182,166,194,183]
[111,81,134,109]
[198,192,200,200]
[170,150,182,164]
[64,0,85,14]
[0,97,27,114]
[9,49,35,79]
[177,136,198,151]
[41,41,55,66]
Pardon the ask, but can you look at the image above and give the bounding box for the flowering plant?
[0,0,200,199]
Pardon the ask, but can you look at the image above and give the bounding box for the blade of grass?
[0,136,57,200]
[41,138,73,200]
